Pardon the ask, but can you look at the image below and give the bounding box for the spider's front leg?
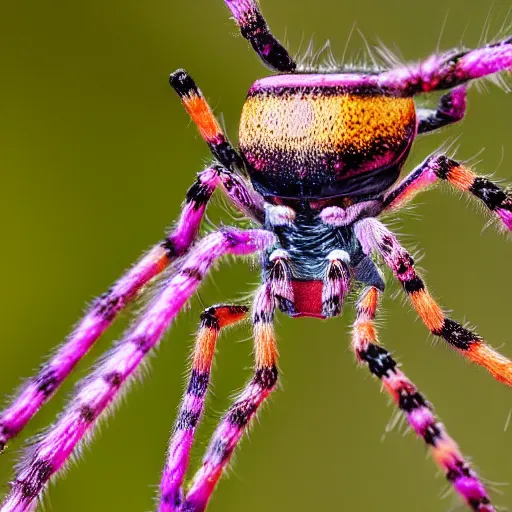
[352,287,494,511]
[354,218,512,386]
[178,283,278,512]
[378,37,512,94]
[382,154,512,231]
[0,228,275,512]
[158,249,292,511]
[159,304,250,510]
[0,71,264,452]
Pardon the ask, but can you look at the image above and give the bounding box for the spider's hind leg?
[352,287,494,512]
[158,304,249,511]
[223,0,296,72]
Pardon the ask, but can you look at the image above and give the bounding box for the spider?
[1,0,512,511]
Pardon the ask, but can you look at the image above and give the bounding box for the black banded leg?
[354,218,512,386]
[223,0,296,72]
[417,86,467,134]
[0,163,226,452]
[180,283,278,512]
[352,287,494,512]
[169,70,244,172]
[159,305,249,511]
[382,155,512,232]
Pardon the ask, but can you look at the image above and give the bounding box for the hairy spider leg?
[0,68,270,452]
[159,304,249,511]
[169,69,265,224]
[0,163,265,453]
[179,284,278,512]
[417,86,467,134]
[170,70,244,172]
[352,287,494,511]
[378,37,512,94]
[0,229,275,512]
[354,218,512,386]
[223,0,296,72]
[382,155,512,230]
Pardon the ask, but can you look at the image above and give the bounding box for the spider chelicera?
[1,1,512,511]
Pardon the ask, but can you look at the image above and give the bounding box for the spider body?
[263,210,382,318]
[1,1,512,512]
[240,76,416,198]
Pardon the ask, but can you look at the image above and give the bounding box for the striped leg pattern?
[0,166,210,451]
[179,283,278,512]
[378,38,512,94]
[0,229,275,512]
[169,69,265,225]
[170,70,243,172]
[223,0,296,72]
[382,154,512,230]
[353,287,494,511]
[159,305,249,511]
[355,218,512,386]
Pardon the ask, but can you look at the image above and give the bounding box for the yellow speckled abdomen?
[239,85,416,199]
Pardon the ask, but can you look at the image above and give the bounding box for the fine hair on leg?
[0,229,275,512]
[352,287,494,511]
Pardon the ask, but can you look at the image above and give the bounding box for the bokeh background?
[1,0,511,510]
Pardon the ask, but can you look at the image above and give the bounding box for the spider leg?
[158,304,249,511]
[169,70,244,172]
[378,37,512,94]
[169,70,266,223]
[354,218,512,386]
[382,155,512,230]
[0,164,264,452]
[222,0,296,72]
[417,86,467,134]
[0,228,275,512]
[179,283,278,512]
[352,287,494,512]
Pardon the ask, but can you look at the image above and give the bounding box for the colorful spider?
[1,0,512,511]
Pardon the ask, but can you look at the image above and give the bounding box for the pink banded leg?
[378,38,512,94]
[352,287,494,512]
[0,228,275,512]
[158,304,249,511]
[0,165,265,451]
[180,284,278,512]
[354,218,512,386]
[382,155,512,231]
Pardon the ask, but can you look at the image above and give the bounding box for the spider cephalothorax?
[1,1,512,512]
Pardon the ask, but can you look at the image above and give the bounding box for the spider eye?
[239,78,417,199]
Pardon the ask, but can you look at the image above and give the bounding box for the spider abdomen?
[239,76,417,199]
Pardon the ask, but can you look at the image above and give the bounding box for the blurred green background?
[1,0,511,510]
